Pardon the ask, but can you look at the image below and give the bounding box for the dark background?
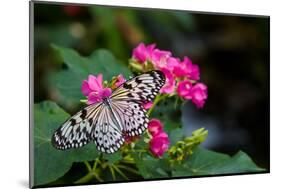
[33,2,269,169]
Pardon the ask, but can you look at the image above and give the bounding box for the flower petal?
[177,80,193,99]
[114,74,126,88]
[81,80,91,96]
[148,119,163,136]
[87,92,102,104]
[190,83,208,108]
[100,88,112,98]
[143,101,153,110]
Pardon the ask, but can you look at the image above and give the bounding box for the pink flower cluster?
[132,43,208,108]
[148,119,170,157]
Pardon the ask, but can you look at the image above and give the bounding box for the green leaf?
[104,151,122,164]
[132,152,169,179]
[50,44,131,107]
[34,101,99,186]
[172,147,265,177]
[151,97,182,133]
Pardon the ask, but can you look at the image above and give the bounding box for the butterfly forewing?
[110,70,165,103]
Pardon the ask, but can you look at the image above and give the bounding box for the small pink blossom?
[173,57,200,81]
[148,119,163,136]
[167,57,180,71]
[149,132,170,158]
[150,49,172,69]
[143,101,153,110]
[132,43,156,63]
[160,68,175,94]
[190,83,208,108]
[177,80,193,99]
[81,74,112,104]
[114,74,126,88]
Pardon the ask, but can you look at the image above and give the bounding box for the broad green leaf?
[172,147,265,177]
[50,44,131,107]
[34,101,71,186]
[132,152,169,179]
[104,151,122,164]
[34,101,99,186]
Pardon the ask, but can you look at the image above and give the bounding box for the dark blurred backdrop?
[33,2,269,169]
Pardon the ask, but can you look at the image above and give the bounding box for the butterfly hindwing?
[110,100,149,137]
[52,102,103,150]
[92,105,125,153]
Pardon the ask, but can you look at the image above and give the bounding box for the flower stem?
[117,165,140,175]
[108,165,116,180]
[112,164,129,180]
[83,161,92,173]
[74,169,103,184]
[147,94,165,116]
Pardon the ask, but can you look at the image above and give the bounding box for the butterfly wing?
[109,70,165,137]
[110,70,165,103]
[52,101,125,153]
[92,104,125,153]
[52,102,103,150]
[110,100,149,137]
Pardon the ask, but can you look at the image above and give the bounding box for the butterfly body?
[52,70,165,153]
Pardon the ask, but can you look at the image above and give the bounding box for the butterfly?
[52,70,166,154]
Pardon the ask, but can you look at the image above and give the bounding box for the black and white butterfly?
[52,70,165,154]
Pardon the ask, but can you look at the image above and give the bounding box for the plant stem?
[108,165,116,180]
[117,165,140,175]
[83,161,92,173]
[92,158,99,171]
[147,94,164,116]
[74,170,103,184]
[112,164,129,180]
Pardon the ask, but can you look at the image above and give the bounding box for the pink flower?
[167,57,180,71]
[81,74,112,104]
[150,49,172,69]
[190,83,208,108]
[143,102,153,110]
[132,43,156,63]
[177,80,193,99]
[160,68,175,94]
[114,74,126,88]
[173,57,200,81]
[149,132,170,158]
[148,119,163,136]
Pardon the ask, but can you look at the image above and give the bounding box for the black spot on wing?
[123,83,133,89]
[80,109,87,119]
[70,118,76,126]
